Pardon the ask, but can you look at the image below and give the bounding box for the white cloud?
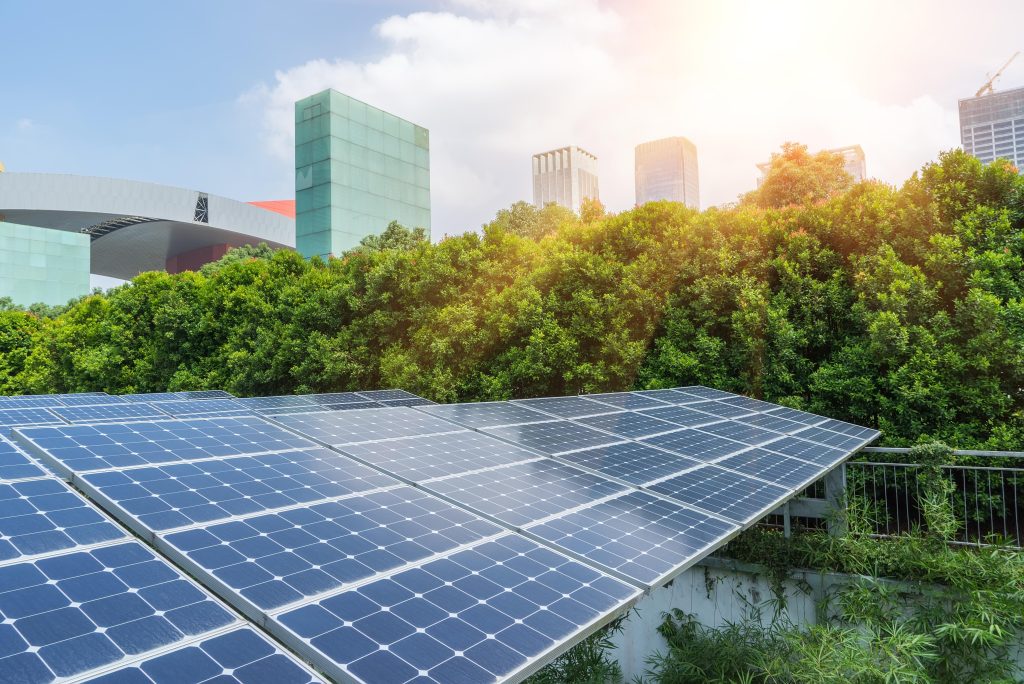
[248,0,990,236]
[15,118,33,131]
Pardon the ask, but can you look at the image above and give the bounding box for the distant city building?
[532,146,599,213]
[756,145,867,186]
[959,85,1024,170]
[634,137,699,209]
[295,89,431,259]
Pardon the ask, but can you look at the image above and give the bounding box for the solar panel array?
[4,386,879,683]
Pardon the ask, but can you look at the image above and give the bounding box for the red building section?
[165,201,296,273]
[248,200,296,218]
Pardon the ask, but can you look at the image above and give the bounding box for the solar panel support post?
[825,465,847,537]
[782,502,791,538]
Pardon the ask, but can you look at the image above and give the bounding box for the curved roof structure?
[0,173,295,280]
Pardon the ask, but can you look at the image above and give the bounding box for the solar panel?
[574,411,681,440]
[56,394,127,407]
[792,425,871,451]
[319,401,383,411]
[339,432,539,482]
[632,389,706,405]
[581,391,671,410]
[641,429,746,461]
[556,442,701,486]
[119,392,183,403]
[693,420,783,446]
[688,400,757,419]
[761,436,848,467]
[164,486,506,612]
[356,389,421,402]
[0,407,63,432]
[377,397,437,407]
[0,396,64,410]
[0,434,48,482]
[273,408,465,447]
[80,447,399,532]
[15,416,317,474]
[482,421,623,456]
[648,465,790,524]
[764,405,827,425]
[235,395,319,410]
[416,401,551,429]
[816,418,880,440]
[674,386,737,401]
[525,491,738,585]
[736,412,810,434]
[511,396,619,419]
[50,402,172,425]
[177,390,236,400]
[304,392,366,405]
[276,534,639,684]
[152,398,252,418]
[639,404,723,428]
[715,448,825,488]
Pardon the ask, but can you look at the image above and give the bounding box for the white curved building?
[0,173,295,298]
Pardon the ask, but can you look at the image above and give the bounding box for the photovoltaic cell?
[526,491,738,585]
[152,399,251,418]
[235,395,319,410]
[377,397,437,407]
[16,416,317,474]
[165,486,504,611]
[482,421,623,456]
[641,429,746,461]
[639,404,723,428]
[339,432,538,482]
[0,396,64,410]
[276,534,638,684]
[556,442,701,486]
[50,403,172,425]
[0,407,63,432]
[0,435,47,482]
[792,426,870,451]
[715,448,825,488]
[816,418,879,440]
[736,412,810,434]
[119,392,183,403]
[423,460,628,527]
[648,465,790,524]
[319,401,383,411]
[56,394,126,407]
[694,420,782,446]
[762,436,848,467]
[0,478,125,561]
[273,408,465,447]
[764,406,826,425]
[719,395,781,412]
[581,392,671,410]
[177,390,236,400]
[674,386,737,401]
[81,447,399,531]
[631,389,705,405]
[574,411,681,440]
[256,405,333,416]
[416,401,551,429]
[511,396,619,419]
[356,389,421,402]
[688,401,757,419]
[305,392,366,405]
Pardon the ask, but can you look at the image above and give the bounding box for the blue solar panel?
[0,408,63,433]
[511,396,619,419]
[632,389,705,405]
[305,392,366,405]
[482,421,623,456]
[716,448,825,488]
[276,534,638,684]
[688,400,757,419]
[575,411,681,439]
[235,395,319,410]
[641,429,746,461]
[417,401,551,429]
[256,404,333,416]
[16,416,317,474]
[177,390,236,400]
[87,627,323,684]
[556,442,701,486]
[319,401,383,411]
[761,436,848,466]
[50,403,172,425]
[816,418,880,440]
[674,386,737,400]
[119,392,184,403]
[764,405,827,425]
[274,408,465,446]
[639,404,723,428]
[356,389,421,402]
[0,435,48,482]
[736,412,810,434]
[0,396,64,410]
[423,460,628,527]
[165,486,504,611]
[582,392,671,410]
[648,465,790,524]
[719,395,781,412]
[526,491,738,585]
[378,397,437,407]
[81,448,399,531]
[793,425,871,450]
[152,398,252,418]
[694,420,783,446]
[0,478,125,561]
[339,432,538,482]
[57,394,126,407]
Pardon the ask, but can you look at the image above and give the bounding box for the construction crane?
[975,51,1021,97]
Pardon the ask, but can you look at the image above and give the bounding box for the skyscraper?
[634,137,699,209]
[295,89,431,259]
[532,146,599,212]
[756,145,866,186]
[959,85,1024,170]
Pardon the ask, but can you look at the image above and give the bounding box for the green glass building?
[0,222,90,306]
[295,89,430,258]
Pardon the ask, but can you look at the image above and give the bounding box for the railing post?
[825,464,847,537]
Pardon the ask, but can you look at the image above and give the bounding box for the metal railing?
[766,447,1024,548]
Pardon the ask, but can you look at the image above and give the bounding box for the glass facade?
[295,89,431,258]
[959,86,1024,170]
[634,137,699,209]
[0,222,90,306]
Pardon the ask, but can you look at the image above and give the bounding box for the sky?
[2,0,1023,287]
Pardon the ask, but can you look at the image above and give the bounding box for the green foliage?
[742,142,854,209]
[0,148,1022,450]
[526,621,623,684]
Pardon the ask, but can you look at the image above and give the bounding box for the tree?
[353,220,428,253]
[744,142,854,209]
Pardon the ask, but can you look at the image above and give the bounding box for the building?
[0,172,295,306]
[532,146,599,212]
[756,145,867,186]
[634,137,699,209]
[959,85,1024,169]
[295,89,431,259]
